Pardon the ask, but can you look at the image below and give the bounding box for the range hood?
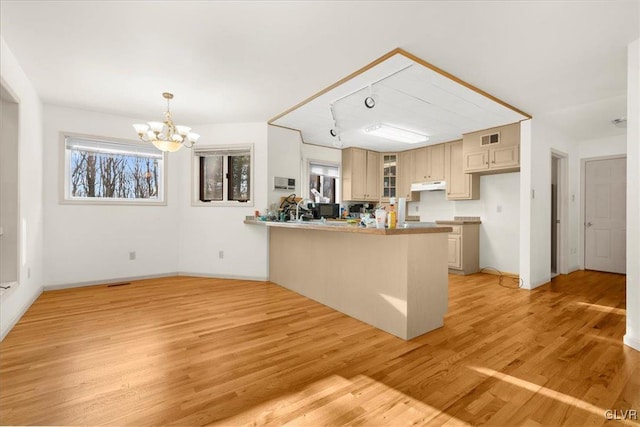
[410,181,446,191]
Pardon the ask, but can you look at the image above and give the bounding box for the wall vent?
[481,132,500,146]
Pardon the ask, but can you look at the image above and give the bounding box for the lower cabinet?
[447,234,462,270]
[439,222,480,275]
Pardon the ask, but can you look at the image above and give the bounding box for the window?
[309,162,339,203]
[63,134,165,204]
[194,146,253,205]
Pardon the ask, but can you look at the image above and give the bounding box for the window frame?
[60,132,168,206]
[307,159,341,203]
[192,144,254,207]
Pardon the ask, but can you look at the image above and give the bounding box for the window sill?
[61,198,167,207]
[191,200,254,207]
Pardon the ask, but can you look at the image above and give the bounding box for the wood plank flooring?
[0,271,638,426]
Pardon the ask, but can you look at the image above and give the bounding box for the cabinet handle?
[491,160,495,164]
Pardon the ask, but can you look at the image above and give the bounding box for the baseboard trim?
[479,267,519,278]
[44,272,179,291]
[623,334,640,352]
[0,285,43,342]
[177,272,268,282]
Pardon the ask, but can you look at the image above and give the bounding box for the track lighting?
[364,96,375,109]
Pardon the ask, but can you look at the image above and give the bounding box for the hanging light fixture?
[133,92,200,152]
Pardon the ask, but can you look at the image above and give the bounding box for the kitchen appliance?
[410,181,446,191]
[311,203,340,219]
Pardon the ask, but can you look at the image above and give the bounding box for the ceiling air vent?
[481,132,500,146]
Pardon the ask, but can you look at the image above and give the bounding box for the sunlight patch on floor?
[574,301,625,315]
[216,374,463,426]
[469,366,607,418]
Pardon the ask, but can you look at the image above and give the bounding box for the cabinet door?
[398,150,414,201]
[413,147,429,182]
[464,149,489,172]
[365,150,380,201]
[381,153,397,201]
[447,234,462,269]
[446,141,479,200]
[491,145,519,169]
[351,148,368,200]
[428,144,445,180]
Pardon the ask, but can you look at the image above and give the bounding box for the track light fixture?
[364,96,375,109]
[364,85,376,109]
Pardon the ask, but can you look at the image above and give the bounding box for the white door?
[584,158,626,274]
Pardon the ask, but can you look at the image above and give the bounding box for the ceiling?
[270,49,530,151]
[1,1,637,143]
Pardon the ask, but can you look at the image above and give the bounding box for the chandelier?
[133,92,200,152]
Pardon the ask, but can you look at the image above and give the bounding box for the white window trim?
[59,132,168,206]
[191,144,255,207]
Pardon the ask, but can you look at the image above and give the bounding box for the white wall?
[411,173,520,274]
[0,37,44,340]
[177,122,269,280]
[625,38,640,352]
[520,119,580,289]
[1,99,19,284]
[42,105,181,288]
[267,126,301,208]
[578,134,626,159]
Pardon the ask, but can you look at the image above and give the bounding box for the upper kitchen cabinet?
[381,153,397,202]
[342,148,380,202]
[397,150,417,202]
[413,144,445,182]
[462,122,521,174]
[445,140,480,200]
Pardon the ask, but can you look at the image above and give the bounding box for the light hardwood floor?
[0,271,638,426]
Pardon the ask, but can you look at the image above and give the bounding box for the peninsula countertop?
[244,219,452,235]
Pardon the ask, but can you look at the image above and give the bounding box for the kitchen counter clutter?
[245,218,451,340]
[244,219,452,235]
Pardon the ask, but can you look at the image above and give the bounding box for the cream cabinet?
[397,150,415,201]
[437,221,480,275]
[342,148,380,201]
[445,140,480,200]
[447,233,462,269]
[413,143,445,182]
[381,153,397,202]
[462,122,520,174]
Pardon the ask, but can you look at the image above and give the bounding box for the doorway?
[550,152,567,277]
[584,157,626,274]
[0,83,20,289]
[551,155,560,276]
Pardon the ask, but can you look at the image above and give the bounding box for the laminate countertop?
[435,216,482,225]
[244,219,452,235]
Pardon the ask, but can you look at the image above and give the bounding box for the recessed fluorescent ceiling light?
[364,124,428,144]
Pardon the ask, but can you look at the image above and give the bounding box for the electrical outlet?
[415,205,419,212]
[496,205,502,213]
[219,250,224,259]
[129,251,136,261]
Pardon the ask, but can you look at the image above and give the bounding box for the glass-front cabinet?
[382,153,397,201]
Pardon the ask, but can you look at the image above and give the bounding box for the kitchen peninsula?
[245,220,452,340]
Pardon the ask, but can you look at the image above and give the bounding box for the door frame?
[0,77,22,292]
[580,155,626,270]
[550,150,569,275]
